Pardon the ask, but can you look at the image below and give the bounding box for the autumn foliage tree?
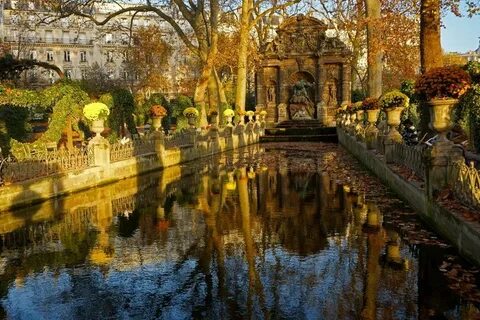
[123,26,173,95]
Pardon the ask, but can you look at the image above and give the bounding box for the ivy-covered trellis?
[0,81,91,158]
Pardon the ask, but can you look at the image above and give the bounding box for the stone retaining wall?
[0,125,261,212]
[338,128,480,265]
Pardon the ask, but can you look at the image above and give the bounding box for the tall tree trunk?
[234,0,251,113]
[420,0,443,72]
[208,72,219,112]
[213,67,228,106]
[365,0,383,98]
[193,62,211,127]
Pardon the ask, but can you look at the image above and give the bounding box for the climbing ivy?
[0,81,90,158]
[101,89,137,143]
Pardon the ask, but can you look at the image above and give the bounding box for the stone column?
[342,62,351,105]
[256,70,265,106]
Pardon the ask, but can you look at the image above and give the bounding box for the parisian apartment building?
[0,0,192,94]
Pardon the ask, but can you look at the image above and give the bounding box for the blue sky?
[442,12,480,53]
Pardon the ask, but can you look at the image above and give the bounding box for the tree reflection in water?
[0,143,479,319]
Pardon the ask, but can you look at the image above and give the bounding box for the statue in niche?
[322,66,339,108]
[291,80,313,104]
[267,84,276,104]
[289,79,314,119]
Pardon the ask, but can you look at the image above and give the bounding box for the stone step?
[265,127,337,136]
[260,134,338,143]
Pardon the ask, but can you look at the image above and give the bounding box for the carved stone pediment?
[263,14,348,58]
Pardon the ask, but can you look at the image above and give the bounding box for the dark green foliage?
[170,95,194,130]
[400,80,418,104]
[112,88,137,137]
[463,61,480,83]
[454,63,480,152]
[101,89,138,142]
[0,54,62,81]
[0,81,90,157]
[0,106,30,142]
[143,93,171,130]
[456,84,480,152]
[246,91,256,110]
[351,89,367,103]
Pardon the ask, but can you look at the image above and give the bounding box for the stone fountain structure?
[256,15,351,128]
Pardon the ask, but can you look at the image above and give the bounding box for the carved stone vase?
[365,109,380,149]
[152,116,162,131]
[187,115,197,128]
[91,119,105,139]
[348,112,357,134]
[385,107,404,143]
[428,98,458,143]
[355,110,365,139]
[225,115,234,127]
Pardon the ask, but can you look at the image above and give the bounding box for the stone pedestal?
[152,131,165,159]
[89,138,110,167]
[277,103,288,122]
[425,141,463,198]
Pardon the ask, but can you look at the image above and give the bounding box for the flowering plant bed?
[183,107,199,117]
[415,66,471,100]
[150,105,167,117]
[380,90,409,110]
[83,102,110,121]
[362,97,380,110]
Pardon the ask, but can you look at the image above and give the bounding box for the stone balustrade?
[336,114,480,211]
[0,113,266,211]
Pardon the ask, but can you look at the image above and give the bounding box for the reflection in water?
[0,143,479,319]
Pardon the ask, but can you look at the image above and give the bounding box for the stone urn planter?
[427,98,458,142]
[186,115,197,128]
[348,113,357,134]
[246,111,255,123]
[365,109,380,149]
[343,113,351,128]
[151,116,162,131]
[225,115,234,127]
[366,109,380,124]
[385,107,404,143]
[91,119,105,138]
[355,110,365,139]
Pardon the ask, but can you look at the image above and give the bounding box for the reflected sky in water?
[0,143,479,319]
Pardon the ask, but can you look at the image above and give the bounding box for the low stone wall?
[0,124,262,212]
[338,128,480,265]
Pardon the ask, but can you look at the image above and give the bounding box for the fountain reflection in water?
[0,143,479,319]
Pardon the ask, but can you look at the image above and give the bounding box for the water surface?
[0,143,479,319]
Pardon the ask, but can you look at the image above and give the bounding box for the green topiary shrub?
[170,95,194,131]
[0,81,91,158]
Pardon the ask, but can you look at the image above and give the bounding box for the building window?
[62,31,70,44]
[64,51,71,62]
[81,69,88,79]
[80,51,87,62]
[46,51,54,61]
[105,33,113,44]
[29,50,37,60]
[107,51,114,62]
[65,69,72,79]
[45,31,53,43]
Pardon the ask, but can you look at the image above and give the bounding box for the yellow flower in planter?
[83,102,110,121]
[246,110,255,117]
[183,107,199,117]
[380,91,409,110]
[223,108,235,117]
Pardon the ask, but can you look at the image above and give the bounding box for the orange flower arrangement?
[150,105,167,117]
[415,66,471,100]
